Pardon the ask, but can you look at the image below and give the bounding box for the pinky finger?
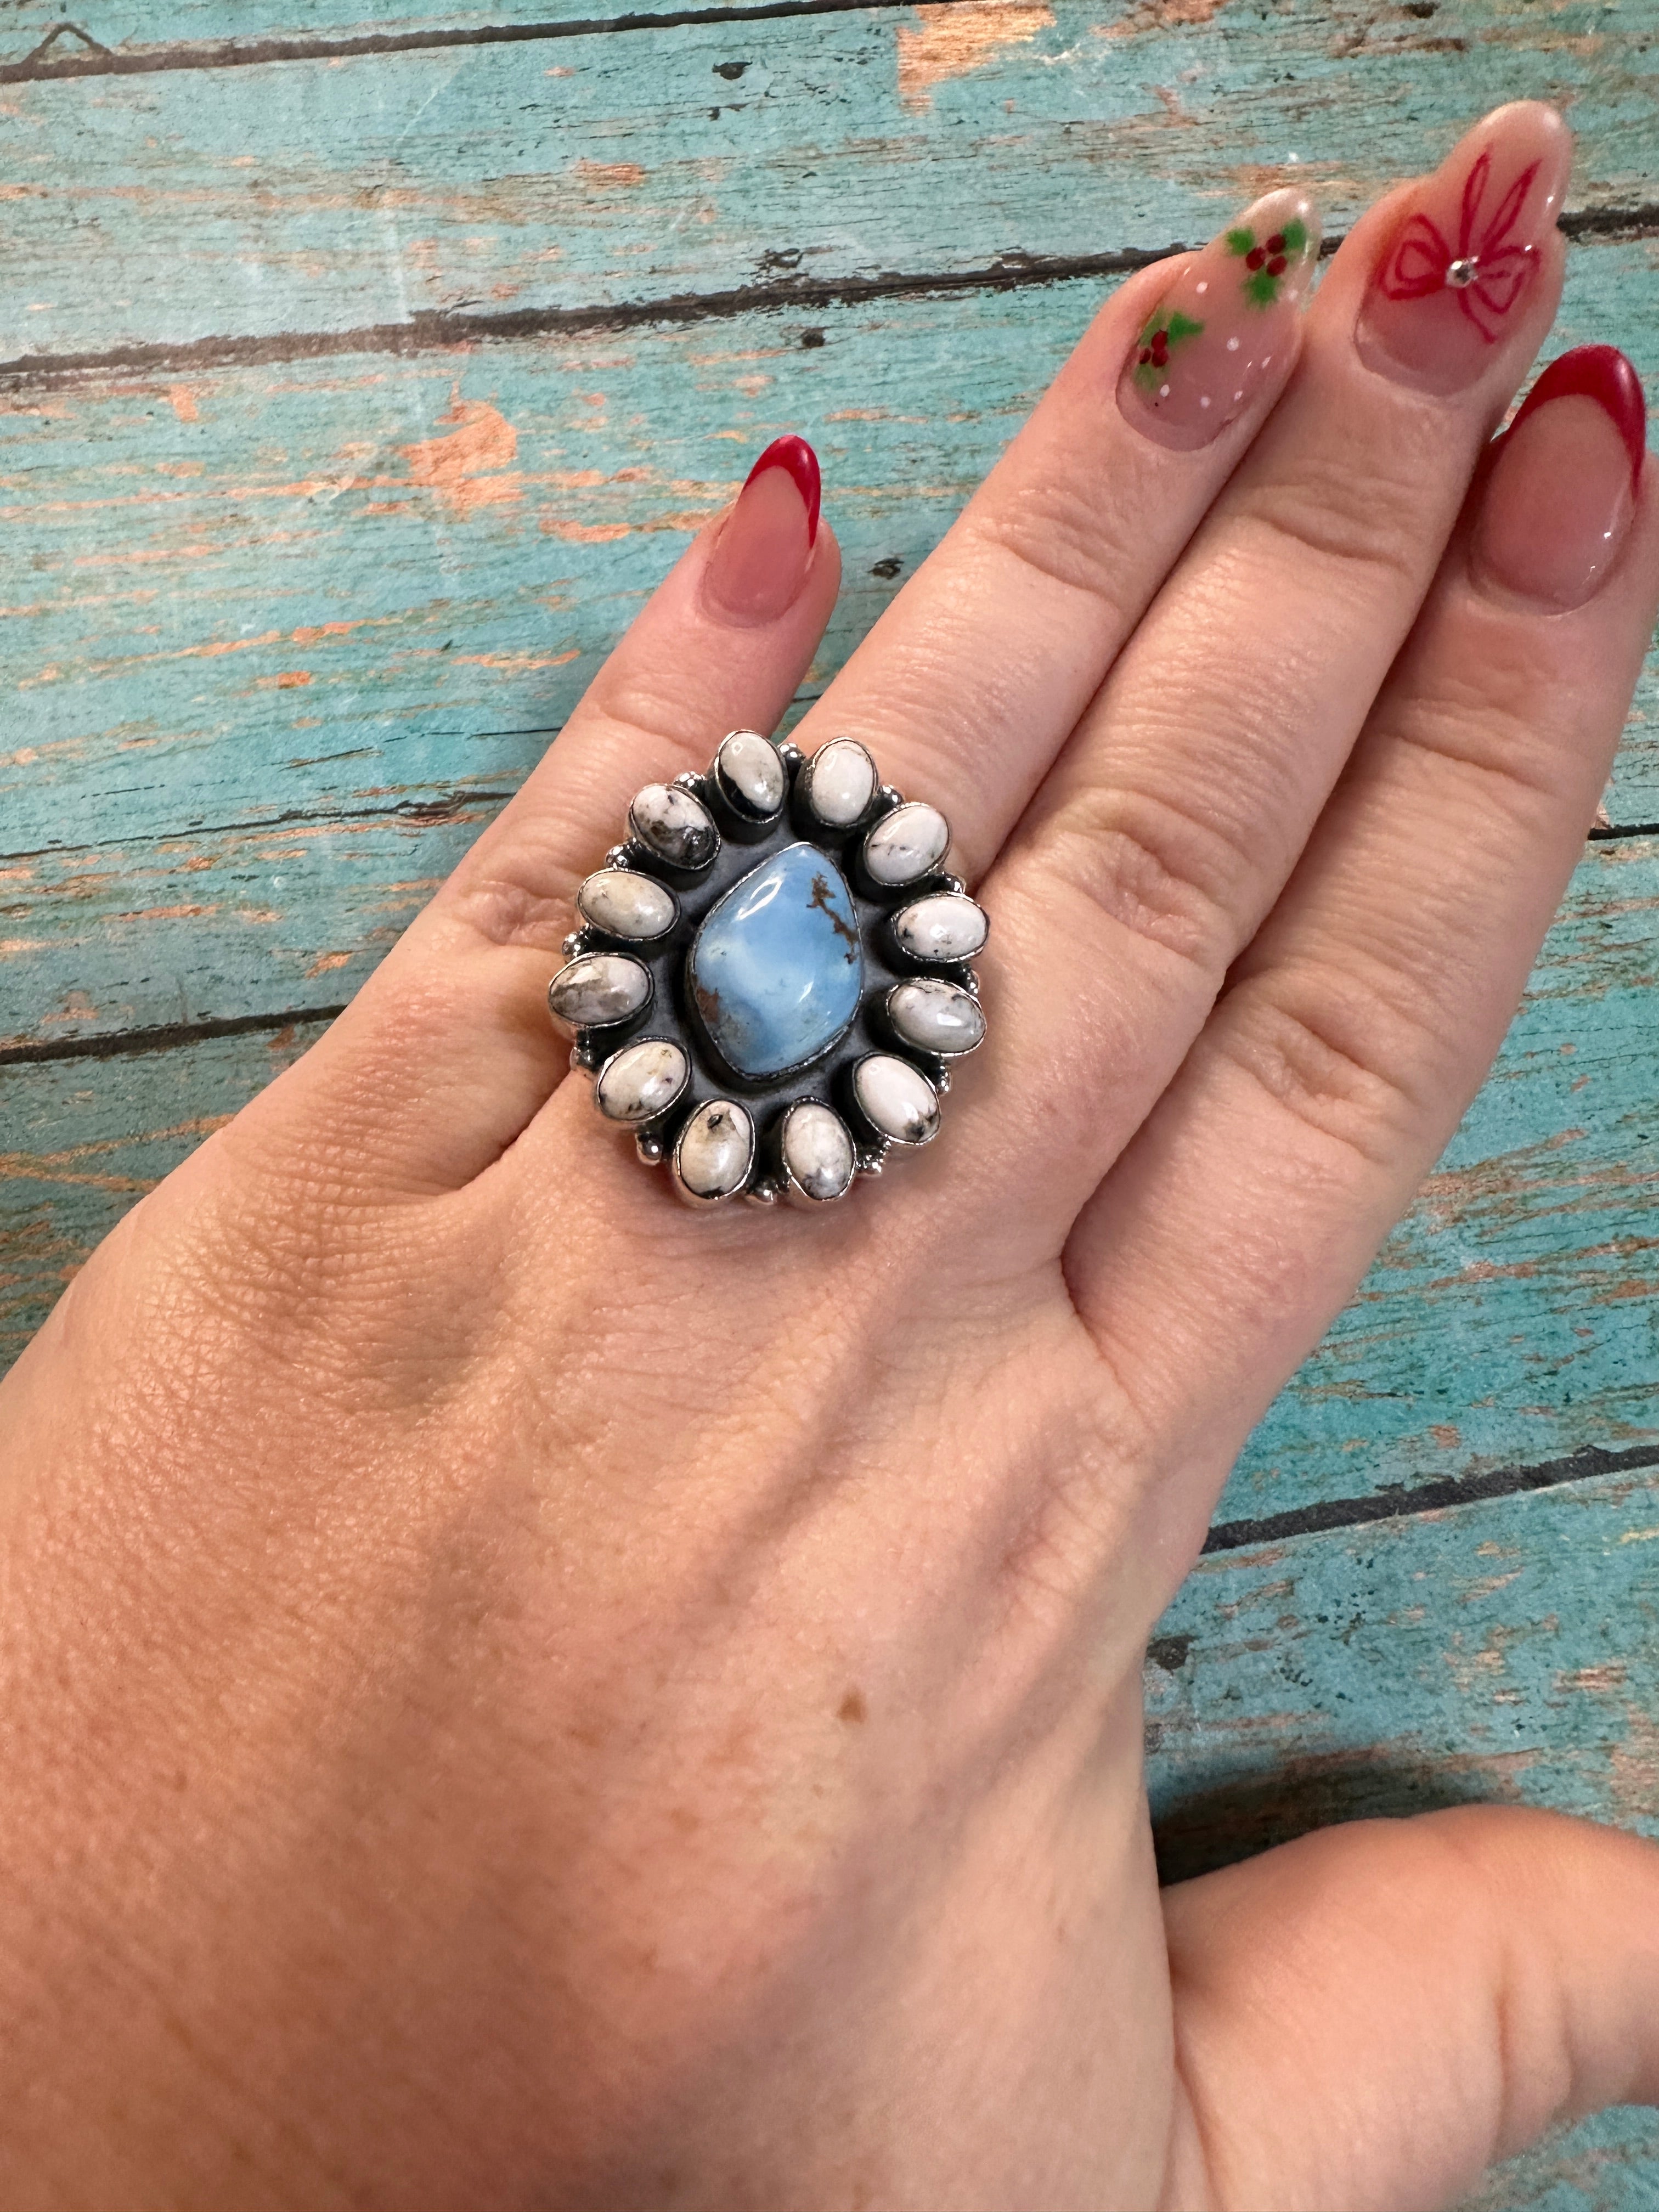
[1065,348,1659,1555]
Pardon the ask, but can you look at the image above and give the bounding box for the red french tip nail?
[744,433,821,546]
[1506,345,1647,490]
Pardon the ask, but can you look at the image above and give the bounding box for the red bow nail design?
[1378,149,1541,341]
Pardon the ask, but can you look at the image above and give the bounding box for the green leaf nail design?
[1133,307,1205,391]
[1235,215,1309,308]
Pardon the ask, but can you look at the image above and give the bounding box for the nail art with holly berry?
[1120,186,1321,451]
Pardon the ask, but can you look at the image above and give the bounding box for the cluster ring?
[548,730,988,1209]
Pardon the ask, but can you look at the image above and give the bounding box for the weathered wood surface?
[3,2,1657,2200]
[2,238,1656,1062]
[1149,1469,1659,2205]
[1149,1468,1659,1875]
[5,0,1656,362]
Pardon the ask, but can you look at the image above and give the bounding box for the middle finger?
[787,183,1324,879]
[968,100,1571,1246]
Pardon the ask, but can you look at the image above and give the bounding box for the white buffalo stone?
[888,979,984,1056]
[674,1098,755,1202]
[854,1055,939,1146]
[804,739,877,827]
[862,802,949,885]
[595,1039,689,1124]
[630,782,719,868]
[577,869,678,941]
[548,953,652,1032]
[781,1102,855,1204]
[890,893,988,962]
[715,729,787,816]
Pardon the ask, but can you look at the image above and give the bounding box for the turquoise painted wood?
[4,4,1658,2203]
[1149,1467,1659,1872]
[5,0,1656,360]
[1,239,1656,1048]
[1149,1470,1659,2205]
[1,0,795,47]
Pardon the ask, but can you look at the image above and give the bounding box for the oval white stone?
[577,868,678,941]
[595,1039,689,1124]
[853,1054,939,1146]
[715,729,787,817]
[890,892,988,963]
[674,1098,755,1203]
[804,738,877,827]
[887,979,985,1057]
[630,782,719,869]
[781,1102,855,1204]
[548,952,652,1032]
[862,802,949,886]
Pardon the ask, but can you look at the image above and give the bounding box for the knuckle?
[584,681,721,778]
[1235,454,1427,596]
[1024,781,1250,974]
[1386,680,1575,824]
[964,486,1138,630]
[447,866,575,952]
[1213,963,1433,1168]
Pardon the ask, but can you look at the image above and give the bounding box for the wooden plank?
[0,1017,327,1367]
[4,834,1658,1515]
[5,9,1655,2205]
[3,238,1655,958]
[6,0,1656,363]
[1149,1466,1659,1869]
[0,801,503,1047]
[1147,1468,1659,2209]
[1,0,810,66]
[1231,834,1659,1513]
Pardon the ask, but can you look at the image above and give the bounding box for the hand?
[3,99,1656,2211]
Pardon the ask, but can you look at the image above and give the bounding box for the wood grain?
[1150,1467,1659,1874]
[1149,1465,1659,2210]
[5,0,1656,362]
[2,240,1655,1050]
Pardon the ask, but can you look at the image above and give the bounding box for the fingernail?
[1471,346,1645,610]
[703,434,821,620]
[1118,188,1321,450]
[1357,101,1572,394]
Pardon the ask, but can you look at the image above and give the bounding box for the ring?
[548,732,988,1209]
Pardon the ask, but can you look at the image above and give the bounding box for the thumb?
[1158,1804,1659,2212]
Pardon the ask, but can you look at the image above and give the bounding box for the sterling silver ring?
[549,731,988,1208]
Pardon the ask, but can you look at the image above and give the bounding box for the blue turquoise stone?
[689,843,863,1077]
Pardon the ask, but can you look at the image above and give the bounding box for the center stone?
[689,843,863,1079]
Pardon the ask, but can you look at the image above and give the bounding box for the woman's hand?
[3,100,1657,2211]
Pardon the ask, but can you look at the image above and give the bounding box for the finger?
[236,438,841,1193]
[1066,348,1658,1550]
[963,100,1572,1248]
[1160,1805,1659,2212]
[785,185,1322,877]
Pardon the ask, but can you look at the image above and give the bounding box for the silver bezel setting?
[551,729,989,1208]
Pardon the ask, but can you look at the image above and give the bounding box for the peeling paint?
[896,2,1054,111]
[400,394,521,515]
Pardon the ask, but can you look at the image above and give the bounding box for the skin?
[2,101,1658,2210]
